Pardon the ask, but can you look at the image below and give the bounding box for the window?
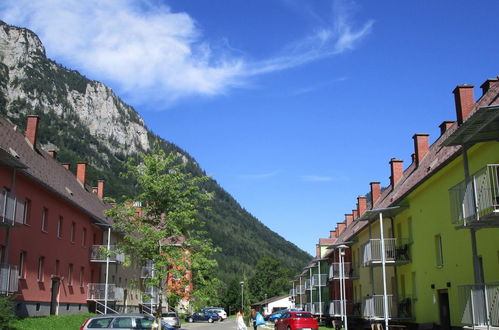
[41,207,48,232]
[18,251,26,279]
[81,228,87,247]
[37,256,44,282]
[0,245,4,264]
[79,267,84,287]
[68,264,73,286]
[70,222,75,243]
[57,216,63,238]
[22,199,31,224]
[435,235,444,267]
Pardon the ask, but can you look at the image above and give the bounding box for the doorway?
[438,289,451,330]
[50,277,60,315]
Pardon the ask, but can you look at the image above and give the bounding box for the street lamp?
[338,244,349,330]
[240,281,244,311]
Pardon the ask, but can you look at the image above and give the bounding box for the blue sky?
[1,0,499,255]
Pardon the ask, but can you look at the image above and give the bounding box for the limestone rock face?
[0,20,150,155]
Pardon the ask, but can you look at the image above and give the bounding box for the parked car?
[274,311,318,330]
[268,308,300,323]
[185,311,220,323]
[162,312,181,328]
[80,313,172,329]
[202,307,227,320]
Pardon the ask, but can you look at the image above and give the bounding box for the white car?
[203,307,227,320]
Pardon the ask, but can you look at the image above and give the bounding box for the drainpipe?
[104,227,111,314]
[317,261,322,320]
[379,213,389,330]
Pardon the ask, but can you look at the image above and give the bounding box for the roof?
[0,116,111,225]
[252,295,290,306]
[326,79,499,250]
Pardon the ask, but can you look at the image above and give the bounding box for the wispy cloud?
[301,175,349,182]
[238,171,280,180]
[0,0,373,107]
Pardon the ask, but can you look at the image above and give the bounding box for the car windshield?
[293,313,313,318]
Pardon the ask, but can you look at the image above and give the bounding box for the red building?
[0,115,108,316]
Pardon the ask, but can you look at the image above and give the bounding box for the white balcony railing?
[362,295,395,319]
[312,302,325,315]
[329,262,358,280]
[329,300,362,317]
[296,285,306,295]
[0,264,18,294]
[87,283,124,301]
[311,273,327,287]
[289,288,296,296]
[89,245,125,263]
[304,279,312,290]
[459,283,499,327]
[295,304,304,310]
[0,190,16,226]
[449,164,499,226]
[361,239,410,266]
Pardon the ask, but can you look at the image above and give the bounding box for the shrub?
[0,297,16,329]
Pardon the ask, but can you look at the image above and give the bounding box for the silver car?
[162,312,181,328]
[80,313,158,329]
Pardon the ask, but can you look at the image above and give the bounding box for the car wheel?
[188,318,193,323]
[208,318,214,323]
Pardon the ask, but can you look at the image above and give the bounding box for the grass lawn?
[11,313,96,330]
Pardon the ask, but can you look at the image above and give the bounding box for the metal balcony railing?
[289,288,296,296]
[0,190,16,227]
[296,285,306,295]
[449,164,499,226]
[361,238,410,266]
[304,279,313,290]
[328,300,359,317]
[295,303,304,310]
[311,274,327,287]
[458,282,499,327]
[87,283,124,301]
[361,295,413,320]
[141,263,153,278]
[89,245,125,263]
[329,262,359,280]
[142,287,160,305]
[0,264,18,294]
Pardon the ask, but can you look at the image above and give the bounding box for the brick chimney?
[345,214,354,226]
[480,78,499,95]
[357,196,367,217]
[453,85,474,125]
[76,162,87,186]
[439,121,455,135]
[337,222,346,233]
[97,180,105,200]
[390,158,404,187]
[413,134,429,166]
[25,115,39,147]
[352,209,358,219]
[316,244,321,258]
[330,230,336,239]
[370,182,381,207]
[62,163,71,170]
[47,150,57,158]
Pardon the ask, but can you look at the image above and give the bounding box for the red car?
[274,311,318,330]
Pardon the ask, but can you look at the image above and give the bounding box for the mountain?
[0,21,311,284]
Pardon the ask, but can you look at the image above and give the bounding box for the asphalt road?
[179,318,274,330]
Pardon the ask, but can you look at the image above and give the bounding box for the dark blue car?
[268,308,301,323]
[185,311,220,323]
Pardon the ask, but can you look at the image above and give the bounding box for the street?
[179,318,274,330]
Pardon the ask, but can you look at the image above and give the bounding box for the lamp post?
[240,281,244,311]
[338,244,349,330]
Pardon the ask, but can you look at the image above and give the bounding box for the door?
[50,278,60,315]
[438,289,451,330]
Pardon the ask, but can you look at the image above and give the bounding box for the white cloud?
[0,0,373,107]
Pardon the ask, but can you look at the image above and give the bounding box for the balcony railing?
[295,303,304,310]
[87,283,124,301]
[311,274,327,287]
[89,245,125,263]
[296,285,306,295]
[362,295,413,320]
[0,191,16,227]
[329,300,360,317]
[329,263,359,280]
[289,288,296,296]
[142,287,160,305]
[304,279,313,290]
[449,164,499,226]
[361,238,411,266]
[0,264,18,294]
[458,283,499,327]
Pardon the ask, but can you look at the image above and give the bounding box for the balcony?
[362,295,413,320]
[361,238,411,266]
[329,300,360,317]
[289,288,296,296]
[458,283,499,327]
[449,164,499,227]
[304,279,313,291]
[89,245,125,263]
[296,285,306,295]
[142,287,160,305]
[328,263,359,280]
[311,273,327,287]
[87,283,124,301]
[0,191,16,227]
[0,264,18,294]
[295,303,304,310]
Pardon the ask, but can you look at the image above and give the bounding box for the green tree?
[106,142,219,324]
[248,256,293,303]
[0,297,15,329]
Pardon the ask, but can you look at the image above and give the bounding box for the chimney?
[25,115,40,147]
[453,85,474,125]
[390,158,404,187]
[97,180,105,200]
[330,230,336,239]
[357,196,367,216]
[413,134,430,166]
[352,209,358,219]
[47,150,57,158]
[370,182,381,207]
[480,78,499,95]
[316,244,321,258]
[345,214,354,226]
[62,163,71,170]
[439,121,455,135]
[337,222,345,233]
[76,162,87,186]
